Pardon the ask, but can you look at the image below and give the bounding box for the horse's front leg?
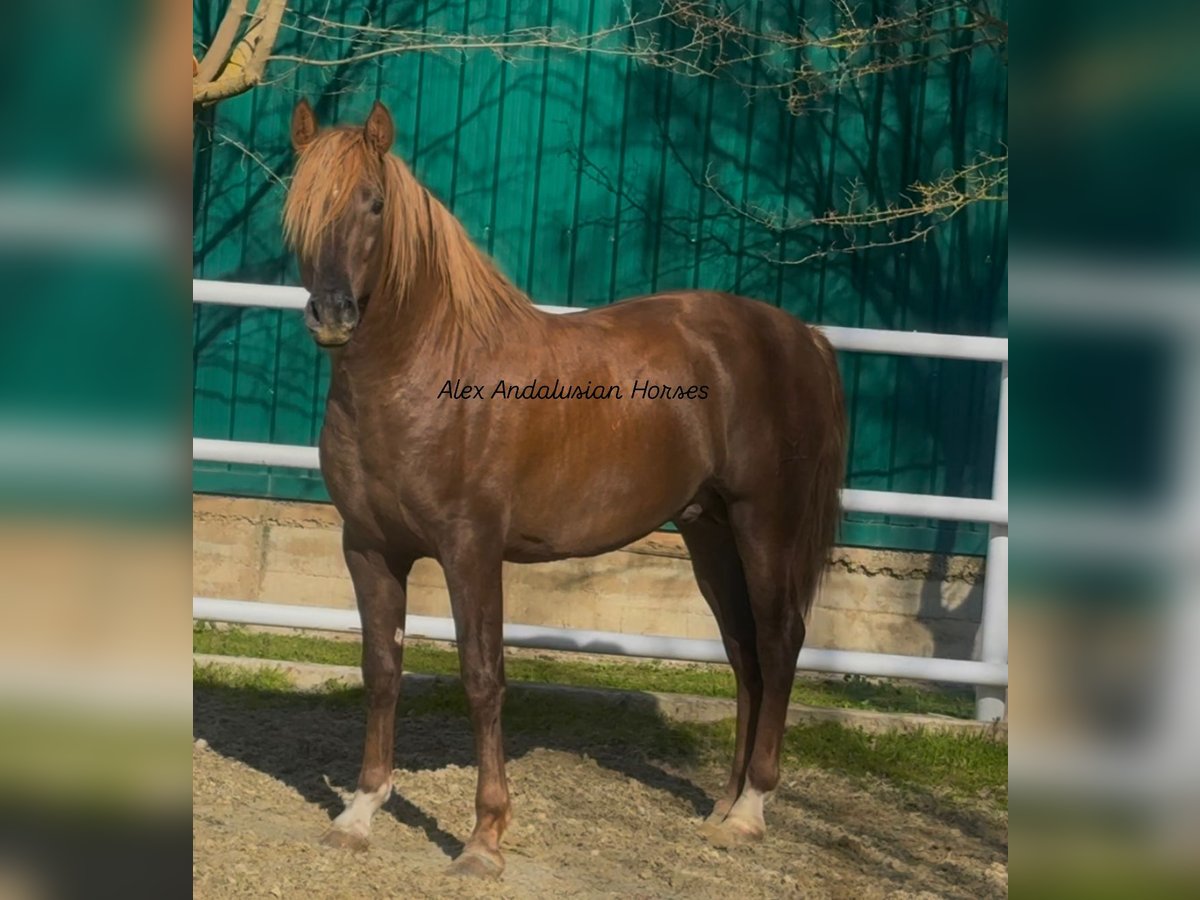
[442,546,510,878]
[322,534,411,851]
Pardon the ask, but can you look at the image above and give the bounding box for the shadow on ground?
[193,675,713,852]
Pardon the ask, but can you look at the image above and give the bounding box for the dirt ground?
[193,690,1007,899]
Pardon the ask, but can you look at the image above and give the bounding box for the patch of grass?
[814,673,975,718]
[193,659,295,694]
[783,721,1007,807]
[194,659,1005,809]
[194,625,975,718]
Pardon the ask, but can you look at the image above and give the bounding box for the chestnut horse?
[283,99,846,878]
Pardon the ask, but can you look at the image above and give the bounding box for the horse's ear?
[291,99,319,152]
[364,101,395,156]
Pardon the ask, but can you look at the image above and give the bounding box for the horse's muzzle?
[305,293,359,347]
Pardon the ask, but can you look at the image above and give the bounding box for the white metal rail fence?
[192,279,1009,720]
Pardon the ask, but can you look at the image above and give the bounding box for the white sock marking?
[331,781,392,837]
[727,786,769,829]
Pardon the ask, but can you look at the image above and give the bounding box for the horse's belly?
[503,460,702,561]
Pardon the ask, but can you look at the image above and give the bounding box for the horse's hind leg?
[677,515,762,827]
[710,501,810,844]
[322,533,411,851]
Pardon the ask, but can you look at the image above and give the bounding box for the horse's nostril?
[307,301,321,325]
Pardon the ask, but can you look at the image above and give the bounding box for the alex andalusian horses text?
[283,98,846,878]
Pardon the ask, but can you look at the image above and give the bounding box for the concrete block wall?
[194,495,985,659]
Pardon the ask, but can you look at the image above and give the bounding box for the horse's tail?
[792,325,847,619]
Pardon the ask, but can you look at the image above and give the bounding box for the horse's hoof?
[704,799,734,827]
[446,848,504,879]
[321,828,369,852]
[701,816,765,848]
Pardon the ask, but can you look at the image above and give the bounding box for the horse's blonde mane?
[283,127,534,340]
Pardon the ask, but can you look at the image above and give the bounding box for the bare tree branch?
[703,152,1008,265]
[215,132,290,191]
[268,7,687,67]
[195,0,249,84]
[269,0,1006,114]
[193,0,288,107]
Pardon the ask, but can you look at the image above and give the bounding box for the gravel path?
[193,688,1007,898]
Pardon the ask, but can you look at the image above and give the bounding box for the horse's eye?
[370,199,384,215]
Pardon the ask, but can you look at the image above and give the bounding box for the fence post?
[975,361,1009,721]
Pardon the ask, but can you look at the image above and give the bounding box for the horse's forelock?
[283,129,383,261]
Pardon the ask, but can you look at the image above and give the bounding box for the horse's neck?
[351,167,535,362]
[351,268,511,374]
[394,229,531,351]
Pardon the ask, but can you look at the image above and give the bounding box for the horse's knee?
[362,653,399,706]
[463,670,505,709]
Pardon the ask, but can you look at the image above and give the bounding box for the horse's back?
[563,288,832,414]
[541,287,842,492]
